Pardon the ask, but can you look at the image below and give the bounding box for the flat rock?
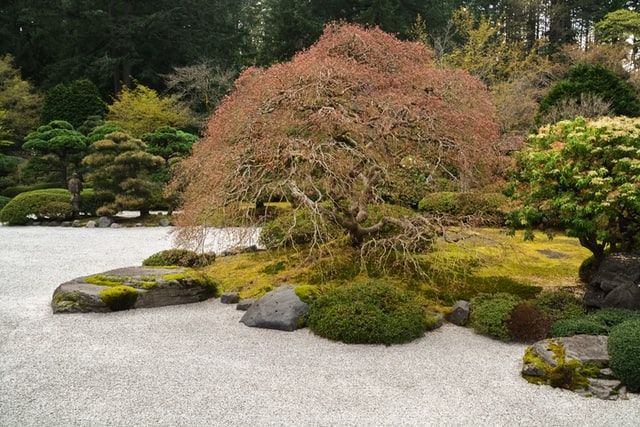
[52,266,217,313]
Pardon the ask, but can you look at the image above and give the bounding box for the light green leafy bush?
[0,188,72,224]
[470,292,522,341]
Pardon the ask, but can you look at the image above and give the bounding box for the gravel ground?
[0,226,638,427]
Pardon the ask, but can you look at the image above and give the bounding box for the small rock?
[522,363,545,377]
[236,298,255,311]
[98,216,111,228]
[220,292,240,304]
[110,223,122,228]
[587,379,627,400]
[445,300,470,326]
[72,220,83,227]
[61,221,72,227]
[86,220,96,228]
[240,285,309,331]
[159,218,170,227]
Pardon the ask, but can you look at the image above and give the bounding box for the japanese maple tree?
[171,23,501,254]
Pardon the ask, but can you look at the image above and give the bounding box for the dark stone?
[52,266,217,313]
[239,285,309,331]
[585,253,640,310]
[445,300,470,326]
[236,298,255,311]
[220,292,240,304]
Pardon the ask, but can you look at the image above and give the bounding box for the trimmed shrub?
[550,318,609,337]
[533,291,586,323]
[0,188,73,224]
[470,292,522,341]
[608,320,640,392]
[589,308,640,328]
[507,302,552,342]
[0,195,10,210]
[418,191,506,222]
[99,285,139,311]
[0,182,60,198]
[142,249,216,268]
[308,280,427,345]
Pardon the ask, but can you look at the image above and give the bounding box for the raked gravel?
[0,226,638,427]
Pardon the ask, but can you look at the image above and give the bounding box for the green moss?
[522,339,601,391]
[294,285,320,304]
[53,290,81,308]
[85,274,124,287]
[99,286,139,311]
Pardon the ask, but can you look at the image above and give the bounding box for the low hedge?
[0,188,73,224]
[418,191,506,224]
[470,292,522,341]
[308,280,427,345]
[550,308,640,337]
[608,320,640,392]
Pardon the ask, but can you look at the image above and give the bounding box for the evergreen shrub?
[308,280,426,345]
[470,292,521,341]
[142,249,216,268]
[550,318,609,337]
[259,207,339,249]
[532,291,585,323]
[0,188,72,224]
[608,320,640,392]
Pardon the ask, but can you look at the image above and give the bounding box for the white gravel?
[0,226,638,427]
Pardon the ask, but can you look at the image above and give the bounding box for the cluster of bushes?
[551,308,640,337]
[142,249,216,268]
[469,290,586,343]
[0,188,111,224]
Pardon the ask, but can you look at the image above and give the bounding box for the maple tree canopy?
[172,23,501,250]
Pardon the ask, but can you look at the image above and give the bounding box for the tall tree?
[40,79,106,129]
[171,24,502,255]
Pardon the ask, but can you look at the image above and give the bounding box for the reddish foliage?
[507,303,552,343]
[171,23,502,248]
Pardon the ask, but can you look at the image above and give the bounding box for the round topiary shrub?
[550,317,609,337]
[308,280,427,345]
[608,320,640,392]
[0,188,74,224]
[470,292,521,341]
[507,302,552,343]
[99,285,139,311]
[142,249,216,268]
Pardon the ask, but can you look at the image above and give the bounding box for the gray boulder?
[445,300,470,326]
[585,253,640,309]
[220,292,240,304]
[52,266,218,313]
[98,216,112,228]
[240,285,309,331]
[523,335,627,400]
[236,298,255,311]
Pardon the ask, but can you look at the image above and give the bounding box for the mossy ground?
[205,228,590,306]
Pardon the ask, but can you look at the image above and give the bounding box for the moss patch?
[99,286,139,311]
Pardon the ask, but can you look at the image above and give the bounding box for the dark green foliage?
[608,320,640,392]
[142,249,216,268]
[507,302,552,342]
[99,285,139,311]
[551,318,610,337]
[0,195,10,210]
[1,182,61,198]
[141,126,198,160]
[578,255,598,284]
[437,276,541,305]
[532,291,586,323]
[551,307,640,337]
[308,280,427,345]
[537,64,640,122]
[0,189,72,224]
[418,191,506,225]
[40,80,106,129]
[470,292,522,341]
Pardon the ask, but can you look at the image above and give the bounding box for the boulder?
[522,335,627,400]
[585,253,640,310]
[159,218,171,227]
[240,285,309,331]
[52,266,218,313]
[236,298,255,311]
[98,216,112,228]
[445,300,470,326]
[220,292,240,304]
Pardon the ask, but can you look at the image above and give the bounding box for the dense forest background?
[3,0,640,215]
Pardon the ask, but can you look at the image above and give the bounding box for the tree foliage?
[0,54,42,149]
[22,120,87,186]
[83,131,164,216]
[106,84,191,137]
[507,116,640,263]
[40,79,106,129]
[172,24,501,259]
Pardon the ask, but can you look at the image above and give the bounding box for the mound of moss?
[99,285,139,311]
[308,280,427,345]
[142,249,216,268]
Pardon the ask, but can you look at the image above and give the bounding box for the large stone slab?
[585,253,640,309]
[52,266,218,313]
[239,285,309,332]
